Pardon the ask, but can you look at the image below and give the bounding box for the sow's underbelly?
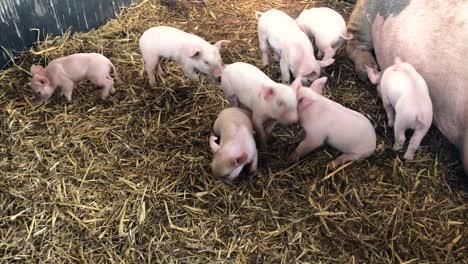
[370,0,468,146]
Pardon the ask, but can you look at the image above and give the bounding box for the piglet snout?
[213,67,223,78]
[281,111,299,125]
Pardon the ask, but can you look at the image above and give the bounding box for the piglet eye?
[277,100,285,107]
[203,60,209,65]
[298,98,304,104]
[39,80,45,85]
[37,91,42,95]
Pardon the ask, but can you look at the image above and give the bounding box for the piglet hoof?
[157,67,164,76]
[388,121,394,128]
[327,161,338,169]
[148,80,156,87]
[403,152,415,160]
[188,74,200,82]
[287,153,299,164]
[249,165,258,174]
[393,144,403,151]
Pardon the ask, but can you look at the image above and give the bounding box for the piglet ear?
[366,66,381,85]
[186,45,202,59]
[309,77,327,94]
[290,78,302,92]
[261,84,275,101]
[319,58,334,67]
[232,152,248,166]
[209,136,220,153]
[34,74,50,85]
[297,95,313,110]
[255,11,263,20]
[214,40,230,51]
[31,65,44,76]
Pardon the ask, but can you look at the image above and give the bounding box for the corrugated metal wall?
[0,0,140,68]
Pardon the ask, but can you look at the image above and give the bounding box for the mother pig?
[346,0,468,174]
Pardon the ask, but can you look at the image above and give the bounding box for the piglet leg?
[144,55,160,86]
[181,62,199,81]
[393,116,407,152]
[382,98,395,127]
[250,151,258,173]
[61,80,75,102]
[288,136,324,163]
[322,47,336,61]
[157,58,164,76]
[253,114,268,150]
[264,120,276,139]
[279,56,291,84]
[329,153,360,168]
[403,126,429,160]
[258,33,270,66]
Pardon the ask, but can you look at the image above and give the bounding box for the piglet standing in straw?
[210,107,258,182]
[139,26,230,86]
[288,77,376,167]
[295,7,352,61]
[30,53,121,104]
[367,57,433,160]
[256,9,334,85]
[221,62,300,149]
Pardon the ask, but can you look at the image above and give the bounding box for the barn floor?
[1,0,467,263]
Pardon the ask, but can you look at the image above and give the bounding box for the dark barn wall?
[0,0,140,68]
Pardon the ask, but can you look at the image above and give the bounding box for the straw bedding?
[0,0,467,263]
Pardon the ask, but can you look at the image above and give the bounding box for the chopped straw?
[0,0,467,263]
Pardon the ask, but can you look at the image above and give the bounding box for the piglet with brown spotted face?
[30,53,121,104]
[209,107,258,182]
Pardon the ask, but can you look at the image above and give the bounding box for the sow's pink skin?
[288,77,376,168]
[221,62,300,149]
[295,7,352,61]
[30,53,121,103]
[139,26,230,86]
[347,0,468,174]
[209,107,258,182]
[367,57,433,160]
[255,9,334,85]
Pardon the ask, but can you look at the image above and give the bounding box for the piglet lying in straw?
[288,77,376,168]
[367,57,433,160]
[210,107,258,181]
[222,62,300,149]
[256,9,334,85]
[30,53,121,103]
[139,26,230,86]
[296,7,352,61]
